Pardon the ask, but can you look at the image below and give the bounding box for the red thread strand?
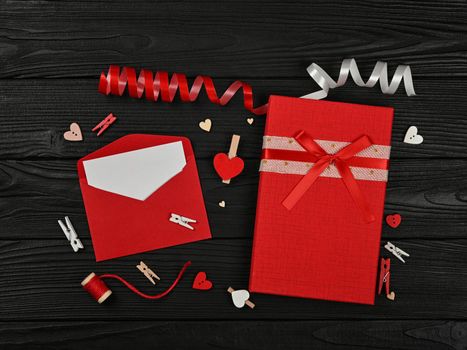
[99,261,191,300]
[98,66,268,115]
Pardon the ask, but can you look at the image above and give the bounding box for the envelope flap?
[78,135,193,201]
[78,134,193,177]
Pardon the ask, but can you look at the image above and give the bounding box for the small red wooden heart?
[386,214,402,228]
[213,153,244,181]
[192,272,213,290]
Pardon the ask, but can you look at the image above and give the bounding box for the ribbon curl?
[98,66,268,115]
[282,131,379,223]
[302,58,416,100]
[98,59,415,114]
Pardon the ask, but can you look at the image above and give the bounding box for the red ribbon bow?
[282,131,380,223]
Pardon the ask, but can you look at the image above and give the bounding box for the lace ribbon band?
[260,132,391,223]
[260,135,390,182]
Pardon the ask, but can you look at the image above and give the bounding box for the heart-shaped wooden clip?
[404,126,423,144]
[199,118,212,132]
[64,122,83,141]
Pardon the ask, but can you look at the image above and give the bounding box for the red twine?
[98,66,268,115]
[82,261,191,303]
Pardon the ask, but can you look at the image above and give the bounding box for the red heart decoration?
[386,214,402,228]
[213,153,244,181]
[192,272,213,290]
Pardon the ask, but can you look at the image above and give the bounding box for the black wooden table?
[1,1,467,349]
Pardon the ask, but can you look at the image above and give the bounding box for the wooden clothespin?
[378,258,395,300]
[169,213,197,230]
[92,113,117,136]
[58,216,84,252]
[223,135,241,184]
[228,287,255,309]
[136,261,160,285]
[385,241,410,263]
[378,258,391,295]
[213,134,244,183]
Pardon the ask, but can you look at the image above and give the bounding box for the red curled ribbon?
[98,65,268,115]
[278,131,384,223]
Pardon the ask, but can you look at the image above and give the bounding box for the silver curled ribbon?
[302,58,416,100]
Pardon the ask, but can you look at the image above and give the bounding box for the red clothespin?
[378,258,391,295]
[92,113,117,136]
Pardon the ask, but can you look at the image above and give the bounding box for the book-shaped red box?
[249,95,394,304]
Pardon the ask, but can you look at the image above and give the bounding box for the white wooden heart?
[404,126,423,144]
[231,289,250,308]
[199,118,212,132]
[246,118,254,125]
[218,200,225,208]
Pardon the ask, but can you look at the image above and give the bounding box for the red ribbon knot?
[282,130,379,223]
[326,154,337,163]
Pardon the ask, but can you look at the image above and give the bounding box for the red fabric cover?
[249,96,394,305]
[78,135,211,261]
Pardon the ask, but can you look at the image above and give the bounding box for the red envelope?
[77,134,211,261]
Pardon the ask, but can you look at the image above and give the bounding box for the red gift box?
[249,95,394,305]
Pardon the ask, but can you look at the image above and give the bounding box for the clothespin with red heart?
[214,135,244,184]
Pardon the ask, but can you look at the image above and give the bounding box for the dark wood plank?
[1,78,467,159]
[1,0,465,347]
[0,320,464,350]
[0,0,465,348]
[0,238,466,320]
[0,1,466,78]
[1,158,466,240]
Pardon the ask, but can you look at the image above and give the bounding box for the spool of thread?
[80,261,191,304]
[81,272,112,304]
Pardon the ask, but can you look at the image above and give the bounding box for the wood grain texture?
[0,158,466,240]
[1,78,467,159]
[0,0,466,78]
[1,0,467,347]
[1,321,465,350]
[0,238,466,320]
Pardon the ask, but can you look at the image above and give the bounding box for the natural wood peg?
[222,135,241,184]
[245,300,255,309]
